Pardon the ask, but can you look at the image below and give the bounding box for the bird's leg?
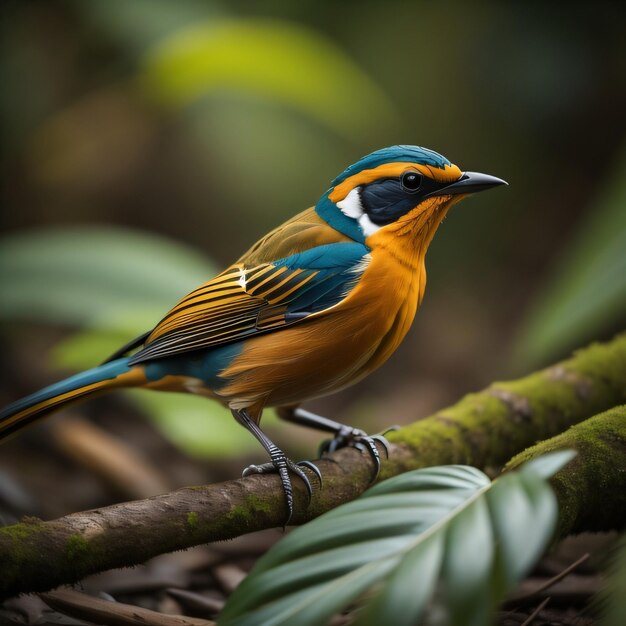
[231,409,321,525]
[276,407,391,482]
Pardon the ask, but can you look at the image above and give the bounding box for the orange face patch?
[329,161,462,203]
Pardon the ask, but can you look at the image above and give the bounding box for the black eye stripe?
[358,174,447,226]
[360,179,418,225]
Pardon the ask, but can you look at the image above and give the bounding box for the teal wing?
[128,242,370,364]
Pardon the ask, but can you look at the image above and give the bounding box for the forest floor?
[0,402,615,626]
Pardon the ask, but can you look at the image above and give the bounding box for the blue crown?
[332,145,451,187]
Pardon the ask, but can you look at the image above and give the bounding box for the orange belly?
[218,233,425,412]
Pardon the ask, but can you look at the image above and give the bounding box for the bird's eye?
[401,171,422,192]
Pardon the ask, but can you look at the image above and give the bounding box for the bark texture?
[505,404,626,537]
[1,334,625,599]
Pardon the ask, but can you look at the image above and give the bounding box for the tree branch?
[505,404,626,537]
[1,333,625,599]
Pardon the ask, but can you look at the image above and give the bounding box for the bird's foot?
[242,454,322,526]
[319,426,393,482]
[232,408,322,525]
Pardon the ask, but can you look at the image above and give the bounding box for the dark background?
[0,0,625,518]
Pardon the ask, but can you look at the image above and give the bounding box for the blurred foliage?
[0,1,625,455]
[0,227,262,457]
[73,0,224,51]
[141,19,395,140]
[0,6,623,624]
[0,9,624,623]
[125,389,272,458]
[515,148,626,366]
[0,227,215,330]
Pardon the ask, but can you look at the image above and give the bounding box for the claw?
[381,425,400,436]
[359,436,381,482]
[318,427,391,483]
[236,405,391,524]
[275,407,393,489]
[241,457,321,525]
[290,462,313,501]
[242,462,273,477]
[232,408,320,526]
[318,438,333,456]
[370,434,391,459]
[298,460,323,489]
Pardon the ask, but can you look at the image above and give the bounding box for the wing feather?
[128,242,370,365]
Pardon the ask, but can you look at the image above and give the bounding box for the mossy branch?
[1,334,625,599]
[505,404,626,537]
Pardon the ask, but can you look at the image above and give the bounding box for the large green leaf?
[140,19,394,140]
[0,226,216,330]
[0,227,258,456]
[515,146,626,365]
[219,451,575,626]
[126,389,270,458]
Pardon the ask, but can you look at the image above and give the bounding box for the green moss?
[0,518,45,543]
[225,495,275,528]
[187,511,199,529]
[66,534,89,561]
[244,494,272,514]
[0,520,47,597]
[225,504,252,524]
[573,335,626,389]
[387,335,626,474]
[389,391,519,467]
[506,405,626,535]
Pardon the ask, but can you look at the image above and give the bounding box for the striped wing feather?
[128,247,367,364]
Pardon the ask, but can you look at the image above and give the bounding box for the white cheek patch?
[336,187,364,218]
[336,187,381,237]
[357,213,381,237]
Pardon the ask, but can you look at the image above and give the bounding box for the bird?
[0,145,506,523]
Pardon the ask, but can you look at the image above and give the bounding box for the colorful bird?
[0,145,506,522]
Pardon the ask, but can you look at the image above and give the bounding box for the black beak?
[428,171,508,197]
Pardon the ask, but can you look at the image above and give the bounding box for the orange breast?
[218,223,426,412]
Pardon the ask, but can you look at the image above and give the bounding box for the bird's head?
[316,145,506,245]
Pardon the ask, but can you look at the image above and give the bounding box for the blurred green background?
[0,1,625,467]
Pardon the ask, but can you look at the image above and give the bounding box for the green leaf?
[515,147,626,365]
[487,473,553,592]
[220,453,573,626]
[360,532,443,626]
[51,328,140,370]
[125,389,257,458]
[0,226,217,330]
[0,226,245,457]
[140,19,394,140]
[442,497,494,626]
[518,448,577,480]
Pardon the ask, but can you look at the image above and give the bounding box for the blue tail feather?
[0,358,133,438]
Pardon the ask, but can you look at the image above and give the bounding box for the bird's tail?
[0,358,146,440]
